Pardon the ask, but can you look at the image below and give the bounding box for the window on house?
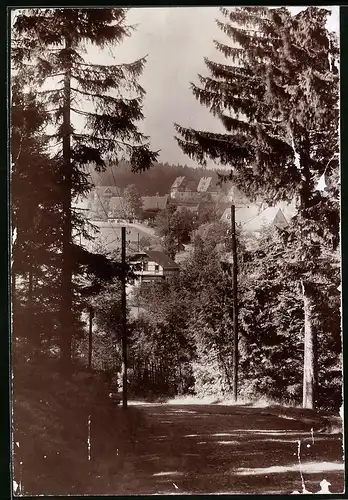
[154,264,159,272]
[142,261,148,271]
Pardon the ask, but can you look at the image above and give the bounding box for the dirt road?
[90,403,344,495]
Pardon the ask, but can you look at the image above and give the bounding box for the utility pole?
[121,227,128,409]
[231,204,239,402]
[88,305,94,369]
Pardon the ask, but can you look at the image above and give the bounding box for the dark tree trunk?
[60,34,73,373]
[143,362,149,388]
[151,362,155,388]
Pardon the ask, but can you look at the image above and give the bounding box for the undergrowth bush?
[12,354,146,495]
[191,359,231,398]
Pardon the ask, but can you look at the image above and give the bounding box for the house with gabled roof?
[170,176,186,193]
[170,176,202,204]
[221,202,295,234]
[141,195,168,221]
[142,195,168,212]
[197,176,213,192]
[93,186,122,201]
[127,250,179,319]
[129,250,179,283]
[171,176,194,193]
[272,208,289,230]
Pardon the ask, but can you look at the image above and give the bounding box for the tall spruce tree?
[175,6,339,408]
[12,8,158,370]
[11,75,64,352]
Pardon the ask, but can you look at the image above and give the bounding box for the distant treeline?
[92,161,228,196]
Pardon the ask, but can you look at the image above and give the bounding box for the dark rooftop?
[130,250,179,269]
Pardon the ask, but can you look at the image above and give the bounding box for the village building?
[129,250,179,283]
[127,250,179,318]
[169,176,242,217]
[197,176,213,193]
[169,176,186,197]
[272,208,290,230]
[169,177,202,204]
[93,186,122,202]
[221,203,294,234]
[141,195,168,221]
[79,178,296,243]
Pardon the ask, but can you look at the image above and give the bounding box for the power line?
[225,205,267,226]
[89,171,122,246]
[241,207,269,227]
[86,176,142,255]
[110,165,129,218]
[93,168,145,253]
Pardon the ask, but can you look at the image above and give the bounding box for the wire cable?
[88,172,144,255]
[241,206,269,227]
[89,170,122,244]
[110,166,128,218]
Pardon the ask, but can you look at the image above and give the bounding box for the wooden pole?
[302,281,317,409]
[121,227,128,409]
[231,205,239,402]
[88,306,93,369]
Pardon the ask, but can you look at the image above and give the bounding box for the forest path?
[89,403,344,495]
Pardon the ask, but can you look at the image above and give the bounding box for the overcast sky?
[76,7,339,168]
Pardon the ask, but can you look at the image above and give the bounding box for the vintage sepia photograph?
[10,5,343,496]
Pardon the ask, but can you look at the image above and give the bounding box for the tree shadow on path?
[88,403,344,495]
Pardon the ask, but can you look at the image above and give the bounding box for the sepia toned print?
[10,6,342,496]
